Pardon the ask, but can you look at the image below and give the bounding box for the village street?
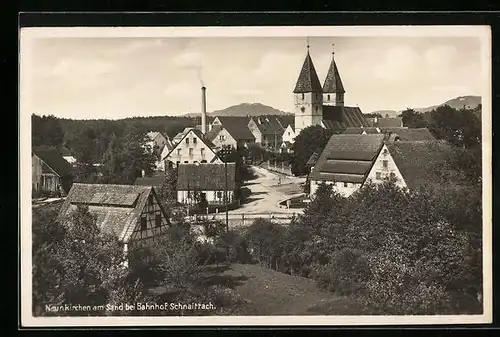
[235,166,305,215]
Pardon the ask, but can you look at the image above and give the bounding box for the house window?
[287,132,290,136]
[301,93,304,100]
[382,160,388,168]
[376,172,382,180]
[217,191,222,199]
[148,194,153,205]
[155,214,161,227]
[177,149,181,156]
[316,106,319,112]
[327,94,330,100]
[344,182,348,188]
[383,149,388,155]
[140,217,147,231]
[184,161,189,163]
[219,135,225,141]
[193,138,197,144]
[200,148,205,156]
[201,160,207,163]
[189,148,193,156]
[186,138,189,144]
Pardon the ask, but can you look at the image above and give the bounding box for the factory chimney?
[201,86,207,135]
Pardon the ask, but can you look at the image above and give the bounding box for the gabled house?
[281,124,296,144]
[162,128,222,168]
[376,117,404,128]
[310,133,459,198]
[309,134,385,197]
[32,146,74,196]
[205,116,256,149]
[248,116,285,150]
[145,131,169,155]
[176,163,237,206]
[57,183,170,254]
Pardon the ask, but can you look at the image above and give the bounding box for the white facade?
[177,190,235,205]
[163,129,222,166]
[294,92,323,136]
[364,144,407,189]
[282,125,296,143]
[209,127,238,149]
[310,179,363,198]
[309,144,406,198]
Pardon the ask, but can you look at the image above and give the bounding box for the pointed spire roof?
[293,47,323,94]
[323,45,345,94]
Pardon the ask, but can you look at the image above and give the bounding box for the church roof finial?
[332,43,335,56]
[306,36,310,53]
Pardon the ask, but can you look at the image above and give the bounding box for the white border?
[20,25,493,327]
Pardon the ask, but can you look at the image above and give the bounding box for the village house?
[57,183,171,255]
[61,147,77,166]
[310,133,457,198]
[281,124,296,144]
[375,117,404,128]
[32,146,73,196]
[247,116,285,150]
[176,162,237,206]
[206,116,256,150]
[162,128,222,168]
[343,126,436,142]
[145,131,169,156]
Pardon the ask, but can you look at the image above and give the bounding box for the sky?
[23,34,484,120]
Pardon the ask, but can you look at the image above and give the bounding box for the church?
[293,45,370,136]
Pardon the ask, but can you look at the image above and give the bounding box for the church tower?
[293,45,323,136]
[322,44,345,106]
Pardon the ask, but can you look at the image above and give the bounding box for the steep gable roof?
[162,128,219,161]
[293,51,323,93]
[322,106,370,130]
[276,115,295,129]
[386,141,460,189]
[57,183,169,243]
[381,127,436,142]
[33,146,73,177]
[310,134,385,183]
[176,163,236,191]
[211,116,256,141]
[323,56,345,94]
[250,116,286,136]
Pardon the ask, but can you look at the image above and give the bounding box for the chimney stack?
[201,86,207,134]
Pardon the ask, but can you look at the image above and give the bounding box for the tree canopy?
[290,125,333,176]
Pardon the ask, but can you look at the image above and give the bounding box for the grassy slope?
[206,263,370,315]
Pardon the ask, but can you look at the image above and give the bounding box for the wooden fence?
[186,212,299,228]
[260,161,293,176]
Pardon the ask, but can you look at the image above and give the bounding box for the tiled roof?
[251,116,286,135]
[322,106,370,130]
[163,128,218,160]
[176,163,236,191]
[57,183,168,243]
[134,172,166,188]
[205,124,224,142]
[293,52,323,93]
[310,134,385,183]
[386,141,460,189]
[343,127,380,134]
[276,115,295,129]
[211,116,256,141]
[33,146,73,177]
[381,127,436,142]
[376,117,403,128]
[323,57,345,93]
[146,131,161,140]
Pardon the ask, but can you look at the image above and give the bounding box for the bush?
[313,249,371,295]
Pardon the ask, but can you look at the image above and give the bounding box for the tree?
[429,105,481,149]
[32,114,64,151]
[157,168,178,207]
[291,125,333,176]
[32,206,144,316]
[400,108,428,128]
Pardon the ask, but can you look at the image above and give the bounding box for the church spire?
[293,44,322,93]
[323,43,345,94]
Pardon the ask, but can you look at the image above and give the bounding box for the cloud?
[51,58,116,79]
[372,45,422,82]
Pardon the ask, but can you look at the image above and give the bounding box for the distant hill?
[368,95,482,117]
[183,103,292,117]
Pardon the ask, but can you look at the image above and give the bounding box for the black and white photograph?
[20,26,492,326]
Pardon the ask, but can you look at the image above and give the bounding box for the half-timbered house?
[57,183,171,262]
